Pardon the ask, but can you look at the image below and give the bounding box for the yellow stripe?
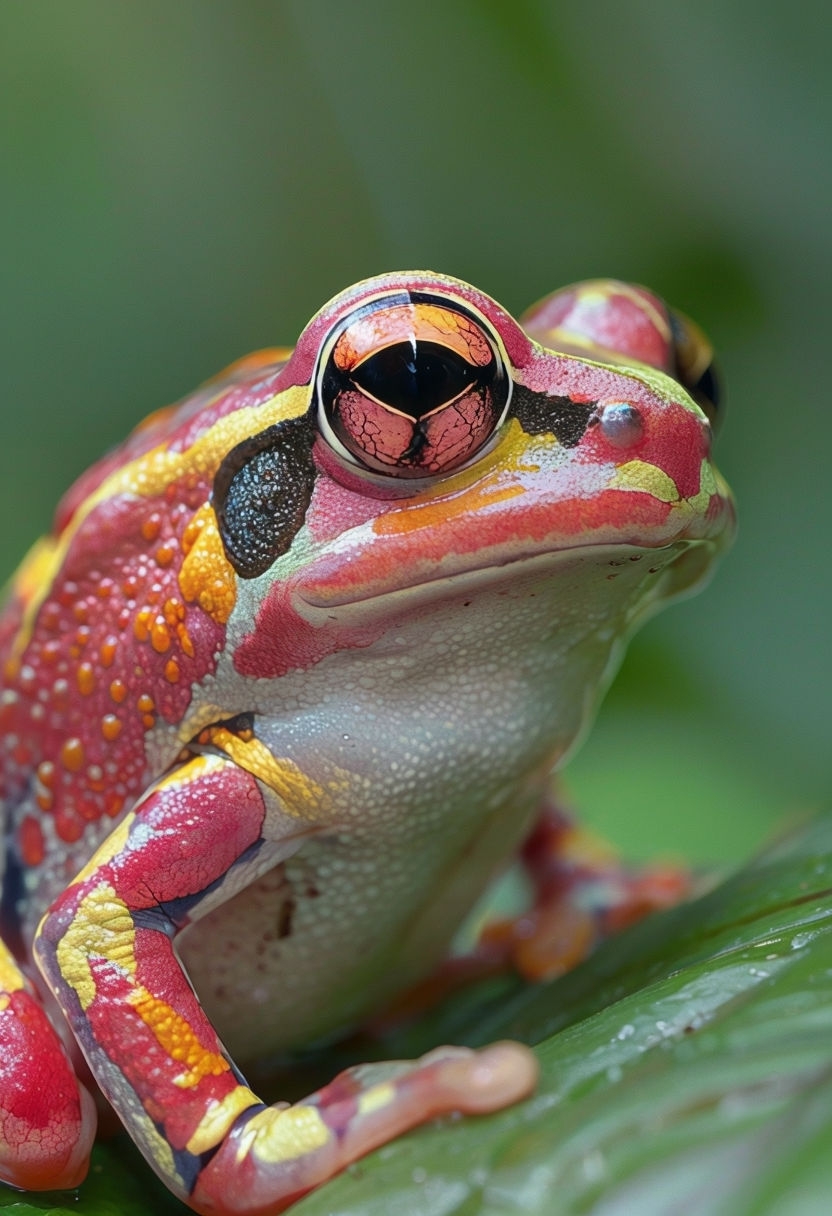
[610,460,680,502]
[52,881,136,1011]
[207,729,332,820]
[0,939,26,994]
[234,1104,331,1167]
[186,1086,262,1155]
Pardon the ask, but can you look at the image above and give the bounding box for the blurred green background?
[0,2,828,867]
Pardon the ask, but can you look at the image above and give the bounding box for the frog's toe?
[192,1042,538,1215]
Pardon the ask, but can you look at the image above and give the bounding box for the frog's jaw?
[230,539,696,785]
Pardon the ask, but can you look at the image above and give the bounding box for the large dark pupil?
[351,341,479,417]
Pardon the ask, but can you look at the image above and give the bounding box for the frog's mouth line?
[295,534,718,614]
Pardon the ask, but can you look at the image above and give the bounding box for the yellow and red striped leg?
[0,937,96,1190]
[33,752,537,1216]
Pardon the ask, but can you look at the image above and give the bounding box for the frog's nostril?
[597,403,644,448]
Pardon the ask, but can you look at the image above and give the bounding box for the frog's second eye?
[669,309,722,430]
[317,293,511,478]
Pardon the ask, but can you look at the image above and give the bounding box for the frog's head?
[214,272,734,687]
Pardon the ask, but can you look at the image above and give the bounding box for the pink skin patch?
[233,574,383,679]
[521,282,673,370]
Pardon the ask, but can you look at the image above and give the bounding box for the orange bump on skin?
[133,609,152,644]
[178,504,237,625]
[101,714,123,741]
[164,658,180,684]
[137,694,155,714]
[155,543,175,567]
[177,624,195,659]
[100,637,118,667]
[163,598,185,625]
[141,513,163,543]
[77,662,96,695]
[37,760,55,788]
[60,737,85,772]
[150,620,172,654]
[109,679,128,703]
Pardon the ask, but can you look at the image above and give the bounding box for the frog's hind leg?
[480,796,692,983]
[0,936,96,1190]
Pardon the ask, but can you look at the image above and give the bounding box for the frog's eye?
[669,309,722,430]
[316,292,511,478]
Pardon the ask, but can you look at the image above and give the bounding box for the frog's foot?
[482,801,691,982]
[481,863,690,982]
[0,939,96,1190]
[372,813,690,1028]
[192,1043,538,1215]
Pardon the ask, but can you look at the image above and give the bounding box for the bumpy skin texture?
[0,274,734,1213]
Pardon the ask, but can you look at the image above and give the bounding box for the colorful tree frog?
[0,272,733,1213]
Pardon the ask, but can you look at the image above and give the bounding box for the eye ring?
[316,290,512,479]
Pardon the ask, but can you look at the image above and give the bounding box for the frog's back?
[0,348,289,928]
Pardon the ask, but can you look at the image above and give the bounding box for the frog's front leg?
[0,938,96,1189]
[34,749,537,1216]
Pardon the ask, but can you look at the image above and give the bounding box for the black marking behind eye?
[213,414,317,579]
[511,384,595,447]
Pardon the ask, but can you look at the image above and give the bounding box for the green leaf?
[295,812,832,1214]
[4,812,832,1215]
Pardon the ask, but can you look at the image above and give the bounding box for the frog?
[0,272,734,1214]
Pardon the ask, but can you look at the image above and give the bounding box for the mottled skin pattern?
[0,273,734,1213]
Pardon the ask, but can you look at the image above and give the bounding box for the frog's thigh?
[32,752,537,1215]
[0,937,96,1190]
